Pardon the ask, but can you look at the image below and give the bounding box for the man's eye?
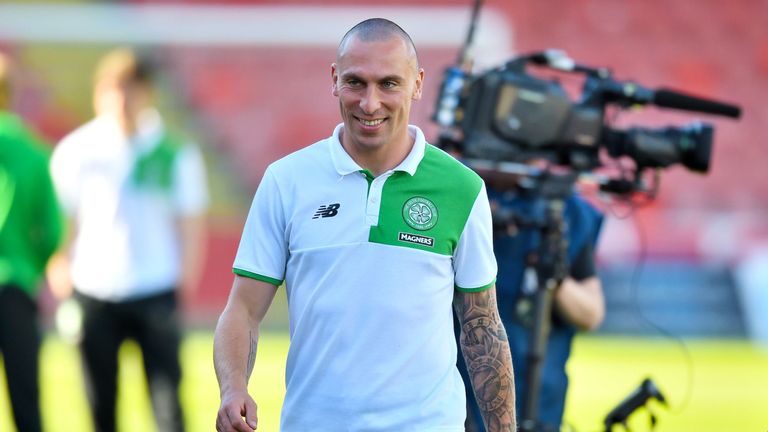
[347,80,363,87]
[381,81,397,89]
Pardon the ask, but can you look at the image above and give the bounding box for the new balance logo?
[313,203,340,219]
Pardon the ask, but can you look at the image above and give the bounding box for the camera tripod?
[488,169,576,432]
[491,169,667,432]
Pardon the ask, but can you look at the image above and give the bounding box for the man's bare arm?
[177,214,207,306]
[214,276,278,432]
[554,276,604,331]
[454,286,516,431]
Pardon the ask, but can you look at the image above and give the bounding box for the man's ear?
[412,68,425,101]
[331,63,339,96]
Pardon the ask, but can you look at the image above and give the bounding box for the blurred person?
[458,173,604,432]
[48,48,208,432]
[214,18,516,432]
[0,51,64,432]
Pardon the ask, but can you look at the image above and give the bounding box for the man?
[214,18,516,432]
[49,48,209,432]
[0,51,63,432]
[459,178,604,431]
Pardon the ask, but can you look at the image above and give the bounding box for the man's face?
[94,79,151,124]
[331,35,424,154]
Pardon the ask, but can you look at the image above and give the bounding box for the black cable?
[626,206,695,415]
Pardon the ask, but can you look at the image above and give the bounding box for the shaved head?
[330,17,425,175]
[337,18,419,72]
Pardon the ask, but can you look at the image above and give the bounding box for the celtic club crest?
[402,197,438,231]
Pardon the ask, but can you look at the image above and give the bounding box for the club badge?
[402,196,438,231]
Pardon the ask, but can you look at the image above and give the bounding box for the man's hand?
[216,388,258,432]
[46,251,73,300]
[214,277,278,432]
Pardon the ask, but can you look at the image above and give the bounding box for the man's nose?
[359,86,381,114]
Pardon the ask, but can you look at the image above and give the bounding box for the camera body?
[459,59,603,170]
[434,51,737,180]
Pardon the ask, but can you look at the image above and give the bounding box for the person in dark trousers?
[0,52,64,432]
[48,48,209,432]
[458,180,604,431]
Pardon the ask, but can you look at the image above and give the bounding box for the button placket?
[365,171,393,226]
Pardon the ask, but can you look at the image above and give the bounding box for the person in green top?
[0,52,64,432]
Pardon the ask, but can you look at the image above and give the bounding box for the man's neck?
[341,130,413,177]
[98,111,138,139]
[118,116,139,137]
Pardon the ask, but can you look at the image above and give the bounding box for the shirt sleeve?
[566,194,603,281]
[37,151,64,265]
[232,166,288,286]
[172,144,209,216]
[49,138,79,217]
[570,241,596,281]
[453,181,497,292]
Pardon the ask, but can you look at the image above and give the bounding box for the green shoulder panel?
[132,132,185,191]
[369,144,483,256]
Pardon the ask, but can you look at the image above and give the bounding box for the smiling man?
[331,22,422,175]
[214,18,516,432]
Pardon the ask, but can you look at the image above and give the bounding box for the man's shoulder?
[567,194,602,218]
[55,118,100,152]
[565,193,604,239]
[0,111,27,140]
[425,144,482,179]
[267,137,331,176]
[418,143,484,194]
[0,112,48,156]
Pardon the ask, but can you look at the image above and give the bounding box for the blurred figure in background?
[458,174,604,432]
[48,47,209,432]
[0,51,64,432]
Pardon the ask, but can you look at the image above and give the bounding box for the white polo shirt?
[234,124,496,431]
[51,110,209,301]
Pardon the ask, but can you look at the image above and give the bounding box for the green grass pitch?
[1,333,766,431]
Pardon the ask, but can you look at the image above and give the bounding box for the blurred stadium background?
[1,0,767,431]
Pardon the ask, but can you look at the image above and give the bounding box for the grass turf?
[1,333,766,431]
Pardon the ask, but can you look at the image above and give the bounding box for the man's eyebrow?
[339,71,360,80]
[379,75,405,83]
[339,72,405,83]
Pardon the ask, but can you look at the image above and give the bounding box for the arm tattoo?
[245,330,257,381]
[455,288,517,431]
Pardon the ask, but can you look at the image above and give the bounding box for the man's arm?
[553,241,605,331]
[454,286,516,431]
[553,276,604,331]
[37,156,64,267]
[177,213,206,305]
[46,218,76,300]
[214,275,278,432]
[172,143,209,305]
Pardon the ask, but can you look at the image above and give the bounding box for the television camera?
[431,9,741,431]
[433,49,741,196]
